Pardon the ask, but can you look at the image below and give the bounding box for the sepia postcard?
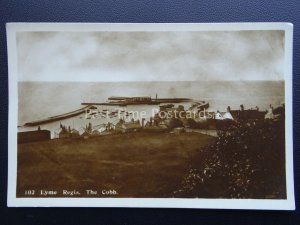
[6,23,295,209]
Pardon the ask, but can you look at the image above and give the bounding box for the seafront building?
[17,95,284,143]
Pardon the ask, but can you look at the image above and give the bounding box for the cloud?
[17,30,284,81]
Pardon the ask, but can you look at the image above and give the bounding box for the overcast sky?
[16,30,284,82]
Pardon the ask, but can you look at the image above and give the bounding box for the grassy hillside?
[17,131,215,197]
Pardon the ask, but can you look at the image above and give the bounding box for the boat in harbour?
[82,95,194,106]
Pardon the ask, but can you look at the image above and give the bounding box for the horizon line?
[18,79,285,83]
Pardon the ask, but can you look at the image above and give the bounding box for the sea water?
[18,81,285,138]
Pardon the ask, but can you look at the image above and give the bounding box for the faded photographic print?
[7,23,294,209]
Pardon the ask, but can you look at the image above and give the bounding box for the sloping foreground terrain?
[17,132,215,197]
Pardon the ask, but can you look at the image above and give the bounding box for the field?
[17,131,215,197]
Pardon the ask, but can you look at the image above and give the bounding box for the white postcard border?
[6,22,295,210]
